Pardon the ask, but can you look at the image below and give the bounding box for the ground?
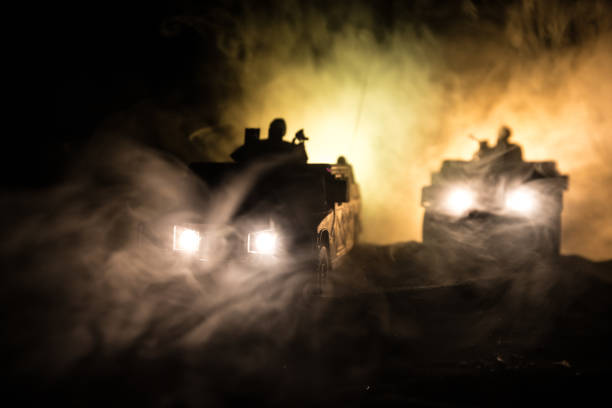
[6,243,612,407]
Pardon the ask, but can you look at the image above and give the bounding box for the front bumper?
[422,210,561,261]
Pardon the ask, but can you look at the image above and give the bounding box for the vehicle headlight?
[445,188,474,215]
[173,225,201,253]
[248,230,278,255]
[505,188,536,214]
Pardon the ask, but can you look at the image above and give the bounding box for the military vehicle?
[421,127,568,264]
[162,125,361,294]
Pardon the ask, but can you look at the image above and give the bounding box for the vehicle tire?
[316,245,331,296]
[298,245,332,304]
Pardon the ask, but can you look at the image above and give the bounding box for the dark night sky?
[41,1,223,188]
[48,2,204,180]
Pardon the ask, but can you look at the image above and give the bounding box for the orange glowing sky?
[205,9,611,260]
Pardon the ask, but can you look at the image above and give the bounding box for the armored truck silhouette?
[421,127,568,262]
[167,123,361,294]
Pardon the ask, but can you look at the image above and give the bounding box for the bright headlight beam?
[445,188,474,215]
[506,188,536,214]
[248,230,277,254]
[173,226,201,253]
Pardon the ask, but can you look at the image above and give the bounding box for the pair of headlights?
[445,187,536,216]
[172,225,278,255]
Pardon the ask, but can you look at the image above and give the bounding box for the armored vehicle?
[158,125,361,294]
[421,128,568,263]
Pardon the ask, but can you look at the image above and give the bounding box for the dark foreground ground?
[5,243,612,407]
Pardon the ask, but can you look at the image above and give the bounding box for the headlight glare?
[248,230,277,255]
[173,225,201,253]
[445,188,474,215]
[506,188,536,214]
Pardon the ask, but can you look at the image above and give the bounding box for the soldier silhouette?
[231,118,308,163]
[494,126,522,162]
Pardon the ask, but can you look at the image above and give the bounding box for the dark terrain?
[6,242,612,407]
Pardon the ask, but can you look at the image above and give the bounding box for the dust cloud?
[1,140,322,379]
[180,0,612,260]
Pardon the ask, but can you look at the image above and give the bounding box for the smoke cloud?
[1,140,327,382]
[166,0,611,260]
[6,3,611,403]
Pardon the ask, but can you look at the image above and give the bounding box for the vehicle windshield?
[189,162,330,217]
[239,171,328,215]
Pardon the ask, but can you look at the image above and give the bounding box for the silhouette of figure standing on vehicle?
[472,126,523,163]
[494,126,523,162]
[266,118,295,154]
[231,118,309,163]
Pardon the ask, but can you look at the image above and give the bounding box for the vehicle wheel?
[316,245,331,296]
[299,244,332,302]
